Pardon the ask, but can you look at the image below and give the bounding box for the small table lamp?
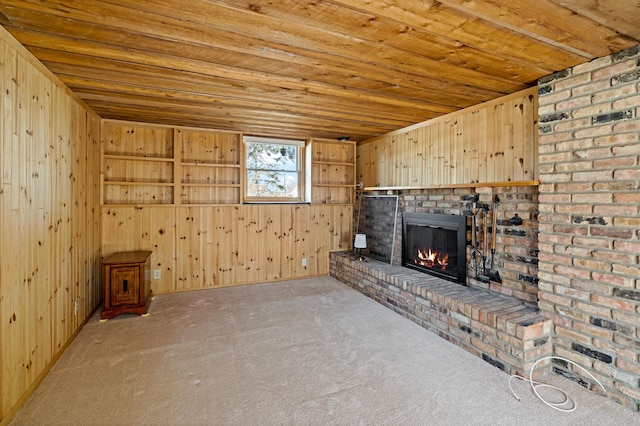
[354,233,367,260]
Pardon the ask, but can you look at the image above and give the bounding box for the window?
[244,136,306,202]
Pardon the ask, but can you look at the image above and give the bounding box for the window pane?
[246,143,297,171]
[247,170,299,197]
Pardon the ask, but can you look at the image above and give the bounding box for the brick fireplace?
[333,45,640,411]
[332,184,551,377]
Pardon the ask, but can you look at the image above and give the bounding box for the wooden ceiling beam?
[0,0,531,92]
[1,0,637,141]
[58,72,430,130]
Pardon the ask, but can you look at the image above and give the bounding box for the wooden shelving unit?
[101,121,242,206]
[308,138,356,205]
[176,128,242,205]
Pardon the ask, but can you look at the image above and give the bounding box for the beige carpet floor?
[9,276,639,425]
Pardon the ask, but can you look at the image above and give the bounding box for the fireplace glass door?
[402,213,466,284]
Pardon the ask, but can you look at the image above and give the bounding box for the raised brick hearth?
[330,251,552,377]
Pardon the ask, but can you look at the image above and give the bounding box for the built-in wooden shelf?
[104,154,174,162]
[308,138,356,205]
[360,180,539,192]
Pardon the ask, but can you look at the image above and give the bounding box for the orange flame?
[415,248,449,271]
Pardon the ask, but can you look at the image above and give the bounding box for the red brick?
[594,132,639,146]
[594,205,637,216]
[591,227,634,239]
[538,227,572,241]
[613,240,640,252]
[555,285,591,301]
[539,172,573,183]
[592,59,637,79]
[573,236,612,248]
[593,157,636,169]
[555,325,593,345]
[554,117,592,132]
[555,305,590,322]
[554,264,591,280]
[555,204,593,214]
[613,119,640,132]
[591,294,637,311]
[538,89,572,105]
[612,263,640,277]
[573,321,615,340]
[613,94,640,109]
[553,182,594,193]
[555,161,595,172]
[572,193,612,203]
[614,382,640,402]
[572,300,613,318]
[538,292,572,307]
[593,250,634,264]
[594,362,639,388]
[555,73,592,90]
[555,138,595,151]
[572,103,612,118]
[613,168,640,180]
[539,131,574,145]
[556,95,593,111]
[594,180,638,192]
[611,143,640,156]
[562,245,594,258]
[538,271,571,286]
[591,83,636,102]
[571,170,614,182]
[573,56,612,74]
[539,151,573,163]
[539,252,572,265]
[539,194,573,206]
[611,310,640,328]
[592,272,635,288]
[572,279,614,295]
[575,147,613,159]
[574,258,614,273]
[574,125,613,138]
[613,335,640,359]
[517,318,552,340]
[554,224,588,236]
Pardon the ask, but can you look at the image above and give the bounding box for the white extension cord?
[508,356,606,413]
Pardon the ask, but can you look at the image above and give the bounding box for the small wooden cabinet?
[102,251,153,319]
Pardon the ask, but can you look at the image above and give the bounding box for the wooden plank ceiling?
[1,0,639,141]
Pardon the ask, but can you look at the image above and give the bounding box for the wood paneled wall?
[101,204,352,294]
[357,88,539,187]
[0,27,101,423]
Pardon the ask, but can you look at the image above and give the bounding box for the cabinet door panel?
[110,266,139,306]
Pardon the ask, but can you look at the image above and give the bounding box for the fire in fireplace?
[402,213,467,284]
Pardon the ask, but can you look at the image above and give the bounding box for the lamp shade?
[354,233,367,249]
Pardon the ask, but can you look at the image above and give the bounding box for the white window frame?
[243,136,307,203]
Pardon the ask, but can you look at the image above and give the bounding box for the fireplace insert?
[402,213,467,284]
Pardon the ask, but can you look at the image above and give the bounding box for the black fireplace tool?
[466,195,490,281]
[487,195,502,283]
[477,203,491,283]
[467,196,481,280]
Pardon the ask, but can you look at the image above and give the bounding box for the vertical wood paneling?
[101,204,352,294]
[356,88,538,187]
[1,28,100,422]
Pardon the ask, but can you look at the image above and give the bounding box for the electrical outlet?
[74,300,79,315]
[301,258,307,267]
[153,269,161,279]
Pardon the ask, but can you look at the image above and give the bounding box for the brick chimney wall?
[537,45,640,410]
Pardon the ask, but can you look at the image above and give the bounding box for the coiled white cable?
[508,356,606,413]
